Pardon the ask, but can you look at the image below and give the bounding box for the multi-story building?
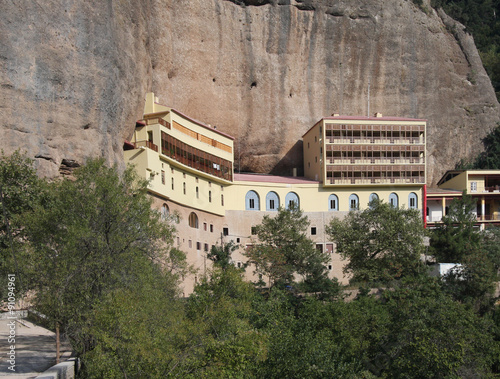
[303,113,426,212]
[124,93,427,294]
[427,170,500,229]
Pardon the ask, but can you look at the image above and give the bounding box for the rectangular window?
[171,178,174,190]
[196,186,199,198]
[210,224,214,233]
[161,170,165,185]
[251,226,257,235]
[196,242,201,250]
[316,244,323,253]
[221,194,224,206]
[270,199,275,209]
[311,227,317,235]
[204,243,209,252]
[188,240,192,248]
[223,227,229,236]
[249,198,255,209]
[203,222,207,231]
[330,199,336,209]
[350,199,357,209]
[410,198,416,208]
[471,181,477,192]
[183,182,186,195]
[209,191,212,203]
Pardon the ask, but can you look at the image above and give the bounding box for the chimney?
[292,168,297,177]
[374,112,383,118]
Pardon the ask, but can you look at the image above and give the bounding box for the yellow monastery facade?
[124,93,427,295]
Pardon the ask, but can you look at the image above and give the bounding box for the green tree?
[207,241,240,271]
[0,151,44,297]
[23,159,182,355]
[244,205,330,288]
[430,193,480,263]
[79,265,191,378]
[382,276,497,377]
[186,265,267,377]
[475,123,500,169]
[327,200,425,283]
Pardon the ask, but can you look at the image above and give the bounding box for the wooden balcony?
[134,140,158,152]
[327,176,425,185]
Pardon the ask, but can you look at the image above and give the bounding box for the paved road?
[0,315,72,379]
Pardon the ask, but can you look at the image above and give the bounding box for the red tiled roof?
[234,173,319,184]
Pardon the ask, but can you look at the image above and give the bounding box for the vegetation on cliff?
[430,0,500,99]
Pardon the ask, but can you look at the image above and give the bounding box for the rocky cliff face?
[1,0,499,184]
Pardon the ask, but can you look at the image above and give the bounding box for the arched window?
[245,190,260,210]
[266,191,279,211]
[389,193,399,208]
[409,192,418,209]
[369,193,379,207]
[349,194,359,211]
[328,194,339,211]
[188,212,199,229]
[161,203,169,220]
[285,192,299,209]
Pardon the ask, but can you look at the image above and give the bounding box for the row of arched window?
[245,191,300,211]
[245,191,419,211]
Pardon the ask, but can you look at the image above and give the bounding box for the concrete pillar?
[482,197,486,220]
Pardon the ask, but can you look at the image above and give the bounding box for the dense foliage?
[327,200,426,283]
[3,153,500,377]
[456,123,500,169]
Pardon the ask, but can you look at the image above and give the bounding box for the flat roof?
[234,173,320,184]
[437,169,500,186]
[302,115,427,137]
[146,103,235,141]
[427,188,463,195]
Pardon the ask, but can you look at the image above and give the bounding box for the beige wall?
[303,122,323,182]
[226,179,424,213]
[125,147,229,216]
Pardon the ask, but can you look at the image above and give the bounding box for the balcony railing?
[427,214,500,223]
[326,157,425,165]
[484,186,500,193]
[326,137,423,144]
[327,177,425,185]
[134,140,158,152]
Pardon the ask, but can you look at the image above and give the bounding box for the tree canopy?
[3,153,500,377]
[244,205,330,288]
[23,159,183,353]
[327,200,425,283]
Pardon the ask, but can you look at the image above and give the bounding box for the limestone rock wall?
[1,0,499,184]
